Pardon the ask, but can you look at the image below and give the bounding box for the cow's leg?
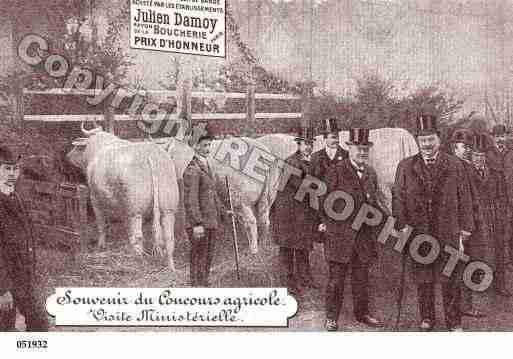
[256,197,271,248]
[151,208,164,257]
[90,194,107,250]
[161,211,176,271]
[128,214,144,255]
[239,204,258,254]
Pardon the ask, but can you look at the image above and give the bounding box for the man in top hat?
[487,124,513,271]
[0,146,49,331]
[270,125,319,295]
[449,129,486,318]
[472,133,511,298]
[311,118,348,242]
[320,128,383,331]
[183,123,228,287]
[311,118,348,181]
[393,114,473,331]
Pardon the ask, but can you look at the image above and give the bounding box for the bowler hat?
[450,129,474,146]
[321,117,341,135]
[416,114,439,136]
[346,128,373,146]
[491,124,508,136]
[473,133,489,153]
[294,125,315,143]
[0,146,20,165]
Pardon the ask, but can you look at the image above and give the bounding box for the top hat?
[416,114,439,136]
[491,124,508,136]
[346,128,373,146]
[473,133,489,153]
[0,146,20,165]
[294,125,315,143]
[450,128,474,146]
[195,122,215,142]
[321,117,341,135]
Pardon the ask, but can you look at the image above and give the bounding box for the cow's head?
[66,122,107,172]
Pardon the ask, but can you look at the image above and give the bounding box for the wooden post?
[301,82,314,129]
[246,81,256,122]
[76,184,89,252]
[104,103,115,133]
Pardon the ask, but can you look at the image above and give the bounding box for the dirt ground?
[21,217,513,332]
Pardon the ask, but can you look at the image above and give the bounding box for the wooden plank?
[24,114,180,122]
[23,88,179,97]
[255,112,302,119]
[25,112,302,121]
[191,91,246,99]
[254,93,301,100]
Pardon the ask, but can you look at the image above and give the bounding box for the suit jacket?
[466,166,508,265]
[311,146,349,180]
[321,158,381,264]
[311,146,349,224]
[0,191,37,296]
[393,152,474,283]
[270,151,318,250]
[183,156,225,230]
[487,146,513,208]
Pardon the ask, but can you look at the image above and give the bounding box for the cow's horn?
[81,121,102,137]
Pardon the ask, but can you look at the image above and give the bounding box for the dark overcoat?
[468,165,507,267]
[270,151,318,250]
[310,146,349,234]
[0,191,37,297]
[311,146,349,181]
[183,156,225,230]
[393,152,474,284]
[321,159,384,264]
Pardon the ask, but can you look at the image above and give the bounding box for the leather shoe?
[461,309,486,318]
[325,319,338,332]
[420,318,434,331]
[448,326,463,332]
[357,314,382,328]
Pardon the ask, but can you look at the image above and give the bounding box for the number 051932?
[16,340,48,349]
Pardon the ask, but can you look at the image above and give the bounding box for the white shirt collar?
[422,151,439,164]
[196,155,209,167]
[0,183,14,196]
[325,146,337,160]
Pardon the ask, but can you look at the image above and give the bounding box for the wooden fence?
[17,179,89,252]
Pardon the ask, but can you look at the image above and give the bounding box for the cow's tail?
[148,155,162,251]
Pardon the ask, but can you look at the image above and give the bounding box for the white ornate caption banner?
[130,0,226,57]
[46,288,298,327]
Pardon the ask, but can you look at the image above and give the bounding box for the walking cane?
[225,176,241,281]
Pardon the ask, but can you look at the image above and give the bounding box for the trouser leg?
[417,283,436,321]
[279,247,295,288]
[295,249,310,281]
[0,307,16,331]
[188,229,211,287]
[12,287,48,332]
[495,229,507,292]
[351,254,370,320]
[203,230,216,286]
[442,279,462,329]
[325,261,347,322]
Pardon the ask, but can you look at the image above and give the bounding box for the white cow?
[257,127,419,213]
[154,136,278,254]
[67,124,180,270]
